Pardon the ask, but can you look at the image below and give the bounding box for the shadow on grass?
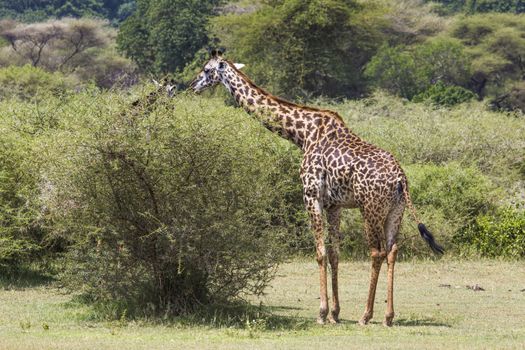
[181,307,453,330]
[76,298,315,331]
[177,303,313,331]
[394,317,453,328]
[0,266,55,290]
[68,294,457,331]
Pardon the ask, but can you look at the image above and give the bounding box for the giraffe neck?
[220,62,332,150]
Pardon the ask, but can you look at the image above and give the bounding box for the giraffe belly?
[325,189,359,208]
[324,174,359,208]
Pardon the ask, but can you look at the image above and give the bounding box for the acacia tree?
[211,0,386,98]
[2,21,65,67]
[1,19,109,72]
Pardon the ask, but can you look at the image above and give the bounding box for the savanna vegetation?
[0,1,524,343]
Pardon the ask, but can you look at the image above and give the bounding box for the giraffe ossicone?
[190,51,444,326]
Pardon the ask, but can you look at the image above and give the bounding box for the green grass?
[1,260,524,349]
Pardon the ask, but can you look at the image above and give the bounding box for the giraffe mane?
[226,60,345,123]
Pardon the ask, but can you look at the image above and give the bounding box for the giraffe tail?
[400,180,444,255]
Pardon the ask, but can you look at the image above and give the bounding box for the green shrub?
[41,90,303,317]
[365,38,472,100]
[384,0,449,45]
[413,81,476,106]
[0,65,73,101]
[406,162,495,221]
[0,115,43,271]
[364,45,422,99]
[456,207,525,258]
[395,162,496,255]
[0,19,135,89]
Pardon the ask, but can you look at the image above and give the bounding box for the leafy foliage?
[428,0,525,14]
[211,0,387,98]
[413,81,476,106]
[491,81,525,112]
[397,162,496,254]
[365,38,472,100]
[449,13,525,109]
[41,90,302,316]
[456,207,525,258]
[0,65,72,100]
[117,0,220,74]
[0,105,44,270]
[407,162,495,222]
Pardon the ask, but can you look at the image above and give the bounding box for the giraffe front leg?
[327,207,342,324]
[312,209,329,324]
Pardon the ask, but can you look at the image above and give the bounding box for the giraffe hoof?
[316,317,327,325]
[328,309,340,324]
[359,313,372,326]
[328,315,340,324]
[383,313,394,327]
[383,319,394,327]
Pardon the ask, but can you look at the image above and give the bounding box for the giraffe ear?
[233,63,245,70]
[152,79,162,88]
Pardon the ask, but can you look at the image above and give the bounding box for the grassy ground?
[1,260,524,349]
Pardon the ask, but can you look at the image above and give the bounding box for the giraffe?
[190,50,444,326]
[121,78,178,118]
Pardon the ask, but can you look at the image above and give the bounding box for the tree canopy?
[117,0,220,74]
[211,0,387,98]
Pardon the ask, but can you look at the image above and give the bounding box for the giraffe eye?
[204,68,210,74]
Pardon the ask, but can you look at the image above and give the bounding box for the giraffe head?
[153,78,177,97]
[190,49,244,93]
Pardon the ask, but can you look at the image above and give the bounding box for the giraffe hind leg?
[359,218,386,326]
[383,204,404,327]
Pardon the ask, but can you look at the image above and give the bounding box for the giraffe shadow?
[169,302,313,331]
[265,305,304,311]
[393,317,453,328]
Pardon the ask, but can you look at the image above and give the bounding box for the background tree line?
[1,0,524,110]
[0,0,136,23]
